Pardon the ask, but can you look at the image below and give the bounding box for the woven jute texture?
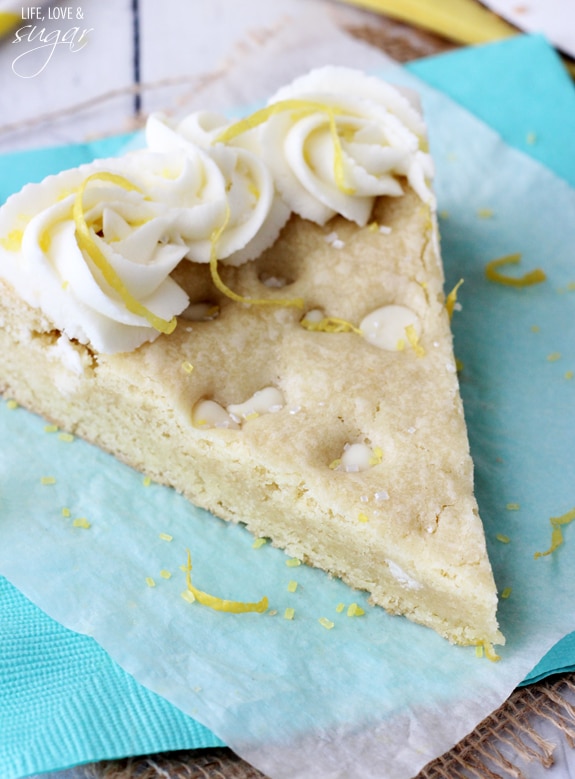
[87,672,575,779]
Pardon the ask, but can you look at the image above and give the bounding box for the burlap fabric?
[84,672,575,778]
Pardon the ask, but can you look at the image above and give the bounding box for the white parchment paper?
[1,13,574,779]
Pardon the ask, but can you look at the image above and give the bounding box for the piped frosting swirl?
[0,67,435,354]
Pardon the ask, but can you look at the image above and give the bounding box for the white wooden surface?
[0,0,377,153]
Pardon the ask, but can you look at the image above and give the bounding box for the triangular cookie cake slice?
[0,67,503,646]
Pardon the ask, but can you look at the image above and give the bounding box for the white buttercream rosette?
[257,66,435,226]
[146,112,290,266]
[0,152,195,353]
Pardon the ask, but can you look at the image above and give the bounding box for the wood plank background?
[0,0,344,153]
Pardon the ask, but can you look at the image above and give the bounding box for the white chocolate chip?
[261,275,288,288]
[181,302,219,322]
[360,305,421,351]
[227,386,285,420]
[192,399,240,430]
[385,559,423,590]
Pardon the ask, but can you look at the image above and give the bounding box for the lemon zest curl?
[73,172,177,335]
[485,253,546,287]
[184,550,268,614]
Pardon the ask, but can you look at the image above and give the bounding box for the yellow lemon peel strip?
[477,641,501,662]
[328,109,355,196]
[214,99,356,196]
[184,550,268,614]
[534,507,575,559]
[300,315,361,334]
[445,278,464,320]
[209,207,303,310]
[214,99,349,144]
[73,172,177,335]
[485,253,546,287]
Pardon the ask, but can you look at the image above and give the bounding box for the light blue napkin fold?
[1,33,574,779]
[408,34,575,188]
[0,578,224,779]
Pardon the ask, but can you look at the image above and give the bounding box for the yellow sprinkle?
[477,208,494,219]
[534,506,575,559]
[319,617,335,630]
[0,229,24,251]
[40,476,56,485]
[184,550,268,614]
[347,603,365,617]
[252,537,267,549]
[61,507,71,518]
[496,534,510,544]
[62,280,69,291]
[405,324,425,357]
[181,589,196,603]
[58,432,74,442]
[329,458,342,470]
[244,412,260,421]
[501,587,512,599]
[336,603,345,613]
[284,607,295,620]
[142,476,152,487]
[506,503,520,511]
[6,399,18,410]
[369,446,383,466]
[44,424,59,432]
[358,512,369,523]
[181,361,194,374]
[547,352,561,362]
[159,533,173,542]
[160,569,172,580]
[565,371,574,380]
[72,518,91,529]
[396,338,406,351]
[530,325,540,333]
[287,580,298,593]
[475,644,484,658]
[145,577,156,588]
[445,278,464,320]
[286,558,302,568]
[485,253,546,287]
[455,358,464,372]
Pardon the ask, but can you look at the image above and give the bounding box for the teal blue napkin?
[0,578,224,779]
[1,34,574,779]
[408,34,575,188]
[405,36,575,686]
